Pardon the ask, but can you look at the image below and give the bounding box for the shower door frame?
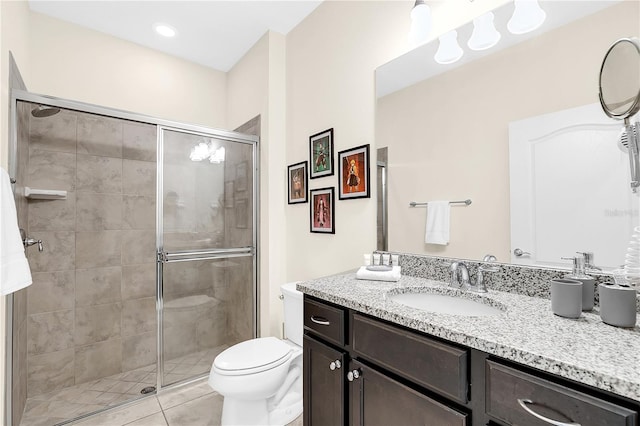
[156,124,259,389]
[7,89,260,425]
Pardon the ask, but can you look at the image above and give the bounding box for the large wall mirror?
[375,0,640,270]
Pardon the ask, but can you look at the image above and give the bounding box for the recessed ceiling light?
[154,23,176,38]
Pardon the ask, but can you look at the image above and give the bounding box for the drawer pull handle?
[517,399,581,426]
[329,360,341,370]
[310,316,331,326]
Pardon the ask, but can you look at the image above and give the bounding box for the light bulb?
[468,12,501,51]
[435,31,463,65]
[409,0,432,47]
[508,0,546,35]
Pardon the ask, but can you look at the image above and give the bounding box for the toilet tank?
[281,282,303,346]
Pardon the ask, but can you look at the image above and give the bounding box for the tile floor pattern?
[20,380,303,426]
[19,346,228,426]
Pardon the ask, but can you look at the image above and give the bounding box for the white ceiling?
[28,1,323,72]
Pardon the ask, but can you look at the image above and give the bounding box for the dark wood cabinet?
[349,359,468,426]
[303,334,347,426]
[352,313,469,404]
[486,361,637,426]
[303,295,639,426]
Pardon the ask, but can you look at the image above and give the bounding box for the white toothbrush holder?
[599,282,637,328]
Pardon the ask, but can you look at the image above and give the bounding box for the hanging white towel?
[0,168,32,295]
[425,201,450,245]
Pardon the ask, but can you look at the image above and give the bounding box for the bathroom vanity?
[299,274,640,426]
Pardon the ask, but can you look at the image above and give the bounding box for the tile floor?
[69,381,302,426]
[19,346,228,426]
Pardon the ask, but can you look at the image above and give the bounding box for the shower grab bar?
[160,247,254,263]
[409,199,472,207]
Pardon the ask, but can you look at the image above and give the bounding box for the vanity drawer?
[486,360,638,426]
[351,313,469,404]
[304,297,346,347]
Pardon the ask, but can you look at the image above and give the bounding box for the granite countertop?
[297,273,640,402]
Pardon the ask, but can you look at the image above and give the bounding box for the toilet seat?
[214,337,292,376]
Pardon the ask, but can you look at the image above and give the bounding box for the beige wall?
[226,30,288,337]
[285,1,410,280]
[27,11,227,128]
[378,2,639,261]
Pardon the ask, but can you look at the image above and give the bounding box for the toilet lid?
[214,337,292,375]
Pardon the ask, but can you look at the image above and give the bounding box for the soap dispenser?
[563,256,595,311]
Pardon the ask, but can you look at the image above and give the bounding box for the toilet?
[208,282,303,426]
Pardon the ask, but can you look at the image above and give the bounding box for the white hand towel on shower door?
[425,201,450,245]
[0,168,32,295]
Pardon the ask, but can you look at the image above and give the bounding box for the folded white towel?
[0,168,32,295]
[356,266,401,282]
[425,201,450,245]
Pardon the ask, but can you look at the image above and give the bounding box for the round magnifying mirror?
[599,38,640,119]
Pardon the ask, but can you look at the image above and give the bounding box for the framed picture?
[338,144,370,200]
[287,161,308,204]
[236,161,248,192]
[309,128,334,179]
[235,198,248,229]
[310,187,335,234]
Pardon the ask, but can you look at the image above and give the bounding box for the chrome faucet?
[449,259,499,293]
[449,262,470,289]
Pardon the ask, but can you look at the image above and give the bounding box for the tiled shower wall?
[15,104,258,416]
[24,107,158,398]
[12,101,31,426]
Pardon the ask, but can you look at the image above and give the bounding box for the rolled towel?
[356,266,401,282]
[0,168,32,295]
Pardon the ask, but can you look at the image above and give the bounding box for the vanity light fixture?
[507,0,546,35]
[434,31,464,65]
[209,146,226,164]
[409,0,432,47]
[468,12,501,51]
[154,23,177,38]
[189,142,210,161]
[189,141,226,163]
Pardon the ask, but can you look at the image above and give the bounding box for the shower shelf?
[24,187,67,200]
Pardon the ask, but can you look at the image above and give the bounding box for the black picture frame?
[309,128,334,179]
[287,161,308,204]
[310,187,335,234]
[338,144,370,200]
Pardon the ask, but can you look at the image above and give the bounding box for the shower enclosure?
[6,91,258,425]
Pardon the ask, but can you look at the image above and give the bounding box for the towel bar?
[409,199,472,207]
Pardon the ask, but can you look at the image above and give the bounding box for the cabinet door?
[304,335,347,426]
[349,360,468,426]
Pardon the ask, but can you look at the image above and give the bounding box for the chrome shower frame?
[7,89,260,425]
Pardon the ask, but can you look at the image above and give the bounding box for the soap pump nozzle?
[561,256,588,278]
[576,251,602,271]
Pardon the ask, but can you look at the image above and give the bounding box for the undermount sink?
[388,292,505,317]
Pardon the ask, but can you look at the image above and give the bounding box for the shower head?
[31,104,60,118]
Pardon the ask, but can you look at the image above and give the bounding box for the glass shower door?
[158,127,257,387]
